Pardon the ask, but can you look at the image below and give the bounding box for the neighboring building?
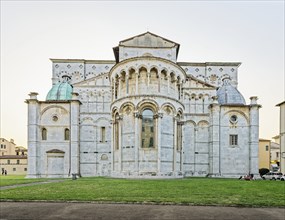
[26,32,261,178]
[270,141,280,165]
[272,135,280,145]
[276,101,285,173]
[0,138,16,156]
[258,138,281,171]
[0,138,28,175]
[259,139,271,169]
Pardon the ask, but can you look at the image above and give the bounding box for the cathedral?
[26,32,260,178]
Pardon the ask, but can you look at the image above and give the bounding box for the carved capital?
[115,114,123,120]
[134,112,142,119]
[153,112,163,119]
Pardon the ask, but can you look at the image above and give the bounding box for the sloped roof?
[119,32,179,48]
[217,78,246,105]
[276,101,285,106]
[114,32,180,63]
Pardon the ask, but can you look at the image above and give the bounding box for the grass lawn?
[1,177,284,207]
[0,175,49,187]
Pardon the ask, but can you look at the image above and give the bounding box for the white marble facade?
[26,32,261,178]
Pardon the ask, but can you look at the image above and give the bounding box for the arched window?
[64,128,70,141]
[141,109,155,148]
[42,128,47,140]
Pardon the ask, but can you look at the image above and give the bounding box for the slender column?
[118,115,123,172]
[111,119,114,172]
[173,117,177,174]
[134,112,140,174]
[118,77,121,98]
[147,71,150,88]
[178,82,181,100]
[167,75,170,94]
[135,72,139,95]
[194,126,197,174]
[112,79,116,101]
[155,112,163,174]
[178,122,184,172]
[126,73,129,96]
[158,74,161,92]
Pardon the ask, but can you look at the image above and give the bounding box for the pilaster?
[25,92,40,178]
[249,96,261,176]
[208,96,221,176]
[70,92,81,175]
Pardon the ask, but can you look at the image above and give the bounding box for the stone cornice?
[182,87,216,90]
[183,113,209,116]
[177,62,242,67]
[112,94,185,109]
[50,59,115,64]
[119,45,176,49]
[38,100,82,105]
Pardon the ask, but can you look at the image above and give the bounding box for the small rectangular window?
[13,168,16,171]
[7,160,10,164]
[17,160,20,164]
[101,127,106,142]
[265,145,269,151]
[24,168,27,171]
[229,135,238,146]
[149,137,154,148]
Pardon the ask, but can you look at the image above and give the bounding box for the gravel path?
[0,180,65,190]
[0,202,284,220]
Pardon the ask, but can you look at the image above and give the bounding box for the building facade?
[26,32,260,178]
[258,138,280,171]
[0,138,28,175]
[276,101,285,173]
[258,139,271,169]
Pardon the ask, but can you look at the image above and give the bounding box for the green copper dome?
[46,79,73,101]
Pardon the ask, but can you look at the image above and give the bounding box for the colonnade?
[111,67,183,101]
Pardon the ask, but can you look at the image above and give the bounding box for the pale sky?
[1,1,284,147]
